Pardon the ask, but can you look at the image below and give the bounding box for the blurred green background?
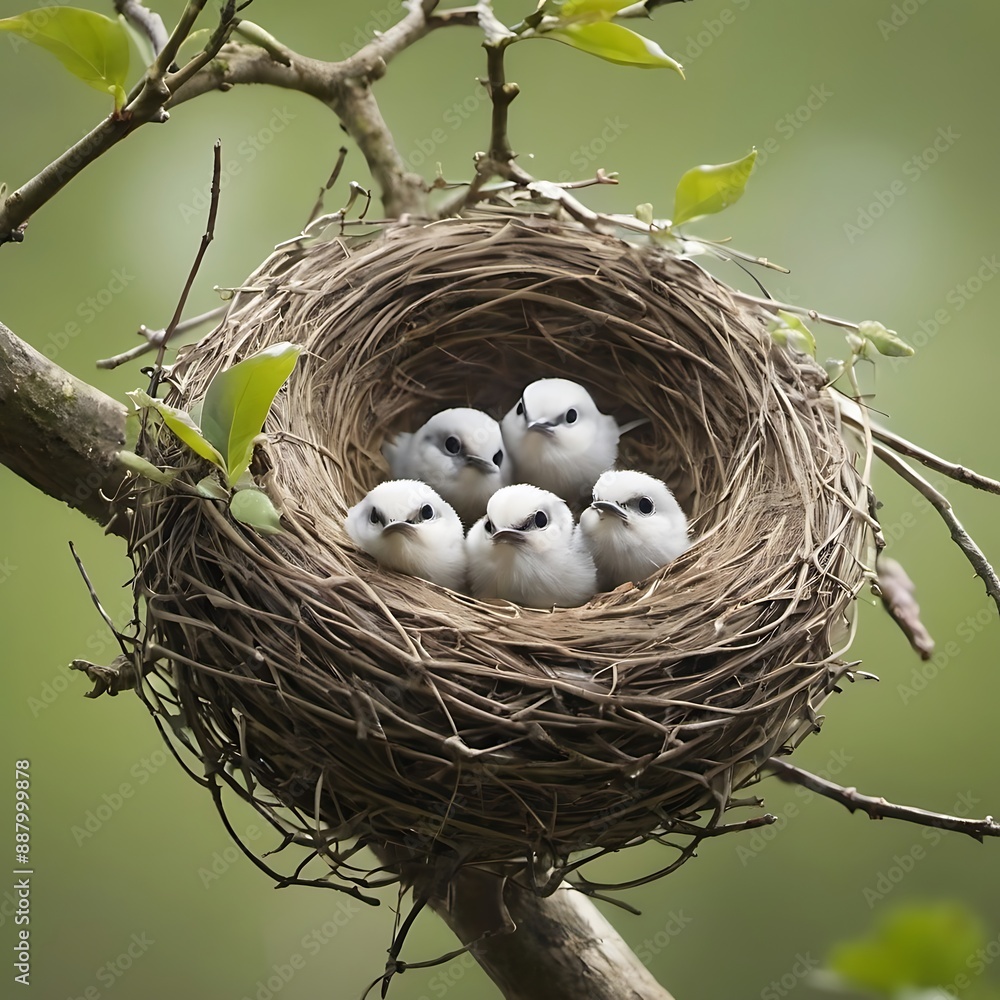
[2,2,999,998]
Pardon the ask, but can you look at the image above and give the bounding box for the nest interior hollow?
[133,216,869,886]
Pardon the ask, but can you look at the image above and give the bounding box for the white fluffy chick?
[466,484,597,609]
[580,470,690,591]
[382,408,509,524]
[344,480,467,591]
[501,378,623,504]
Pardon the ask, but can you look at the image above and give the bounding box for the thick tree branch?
[422,868,676,1000]
[0,321,126,527]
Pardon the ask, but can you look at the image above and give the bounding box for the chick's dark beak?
[591,500,629,521]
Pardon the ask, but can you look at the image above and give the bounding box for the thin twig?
[114,0,170,55]
[729,290,860,332]
[96,305,227,370]
[68,542,130,657]
[855,420,1000,497]
[148,142,222,393]
[304,147,349,228]
[768,758,1000,841]
[166,0,245,94]
[873,441,1000,614]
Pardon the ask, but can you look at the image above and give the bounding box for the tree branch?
[768,759,1000,841]
[0,2,480,243]
[0,321,126,528]
[421,868,676,1000]
[872,442,1000,614]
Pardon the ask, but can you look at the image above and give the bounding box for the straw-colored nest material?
[132,216,870,886]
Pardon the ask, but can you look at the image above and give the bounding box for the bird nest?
[126,216,870,893]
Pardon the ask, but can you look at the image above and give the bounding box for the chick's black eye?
[637,496,654,515]
[564,407,578,424]
[369,507,382,525]
[484,519,493,534]
[515,400,524,417]
[533,510,548,529]
[420,504,435,520]
[444,435,461,455]
[493,449,503,466]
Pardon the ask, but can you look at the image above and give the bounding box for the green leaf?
[116,449,178,485]
[672,149,757,227]
[128,389,226,468]
[229,488,284,535]
[195,475,230,500]
[558,0,640,21]
[199,342,302,486]
[769,310,816,356]
[858,319,915,358]
[827,903,986,996]
[541,22,684,73]
[635,202,654,225]
[0,8,130,111]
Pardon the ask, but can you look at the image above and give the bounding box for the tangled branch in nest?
[122,216,874,894]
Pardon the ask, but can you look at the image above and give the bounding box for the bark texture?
[0,321,127,525]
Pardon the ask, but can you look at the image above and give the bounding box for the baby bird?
[383,408,508,524]
[579,470,690,591]
[467,484,597,609]
[344,480,467,591]
[501,378,624,504]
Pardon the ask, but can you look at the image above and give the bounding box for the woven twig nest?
[131,216,869,891]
